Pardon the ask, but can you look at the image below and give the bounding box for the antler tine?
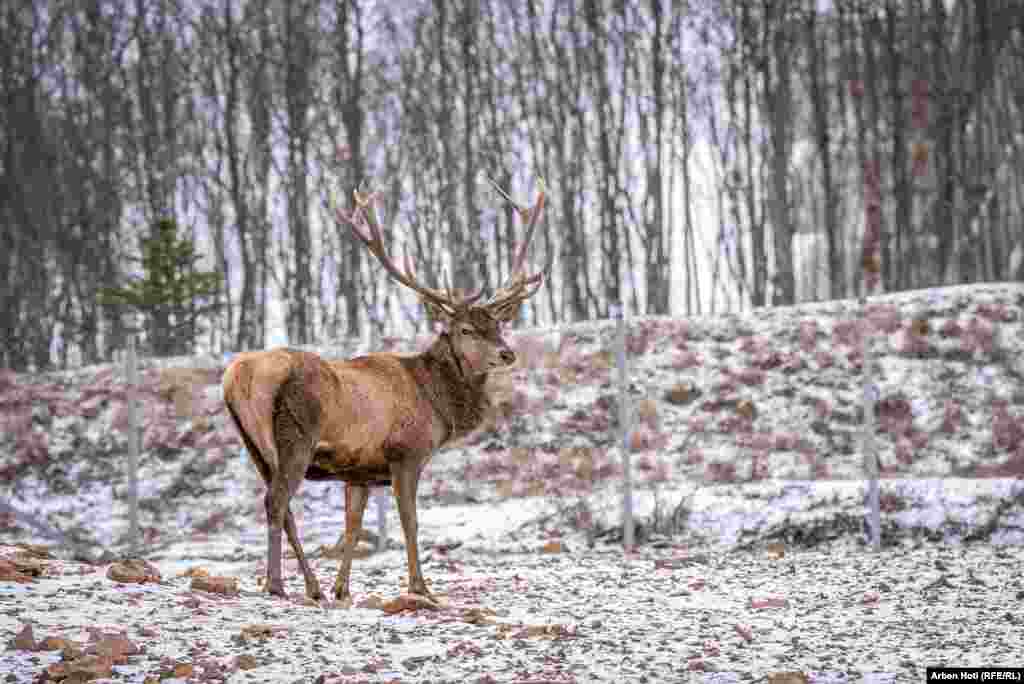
[483,178,550,320]
[509,184,546,280]
[339,189,457,315]
[487,176,546,281]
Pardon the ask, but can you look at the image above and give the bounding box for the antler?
[484,178,550,322]
[339,188,484,316]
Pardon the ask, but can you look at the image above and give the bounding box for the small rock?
[239,624,288,642]
[235,653,259,671]
[736,398,757,420]
[190,575,238,596]
[8,623,37,651]
[88,635,140,663]
[768,673,809,684]
[52,655,115,681]
[461,607,497,625]
[664,382,700,405]
[106,559,161,585]
[40,636,83,660]
[509,623,572,640]
[540,540,565,554]
[0,560,35,584]
[381,593,441,614]
[749,595,788,610]
[172,663,194,678]
[355,594,385,610]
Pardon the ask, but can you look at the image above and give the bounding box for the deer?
[222,181,548,606]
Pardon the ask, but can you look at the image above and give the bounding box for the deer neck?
[416,333,490,444]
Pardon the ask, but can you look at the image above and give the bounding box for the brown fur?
[222,315,516,602]
[226,182,547,603]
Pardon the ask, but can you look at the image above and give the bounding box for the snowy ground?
[2,282,1023,682]
[2,530,1023,682]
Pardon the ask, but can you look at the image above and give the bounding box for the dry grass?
[158,367,219,418]
[512,333,557,371]
[558,446,595,482]
[635,398,660,429]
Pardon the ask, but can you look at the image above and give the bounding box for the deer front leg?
[390,459,431,598]
[333,482,369,606]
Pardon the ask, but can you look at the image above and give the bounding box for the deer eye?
[461,327,475,336]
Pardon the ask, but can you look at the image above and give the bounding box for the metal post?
[860,298,880,550]
[613,305,634,551]
[367,313,388,553]
[375,491,387,552]
[125,335,140,553]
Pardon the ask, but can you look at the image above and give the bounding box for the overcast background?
[2,0,1022,370]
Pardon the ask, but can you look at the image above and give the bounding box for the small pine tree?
[101,218,221,357]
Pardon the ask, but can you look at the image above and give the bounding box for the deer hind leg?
[390,458,431,598]
[332,482,369,605]
[267,398,319,600]
[255,454,316,598]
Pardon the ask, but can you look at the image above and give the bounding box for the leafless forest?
[2,0,1022,371]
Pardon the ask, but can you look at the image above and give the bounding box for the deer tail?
[222,357,281,479]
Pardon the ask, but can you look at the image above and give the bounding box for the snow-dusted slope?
[1,282,1022,681]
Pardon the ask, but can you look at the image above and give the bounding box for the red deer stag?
[222,182,548,605]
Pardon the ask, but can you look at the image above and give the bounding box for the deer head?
[341,182,548,376]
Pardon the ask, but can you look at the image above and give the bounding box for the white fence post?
[125,335,141,553]
[613,304,634,551]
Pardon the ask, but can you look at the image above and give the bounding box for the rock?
[181,566,209,579]
[39,636,83,659]
[461,607,497,625]
[736,398,757,420]
[153,661,193,680]
[381,593,441,614]
[8,623,37,651]
[190,574,238,596]
[239,624,288,642]
[88,635,140,663]
[106,559,161,585]
[47,655,114,681]
[14,543,52,559]
[664,382,700,406]
[235,653,259,671]
[508,623,572,640]
[750,595,788,610]
[734,623,754,643]
[355,594,385,610]
[172,663,194,678]
[768,673,809,684]
[0,559,35,583]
